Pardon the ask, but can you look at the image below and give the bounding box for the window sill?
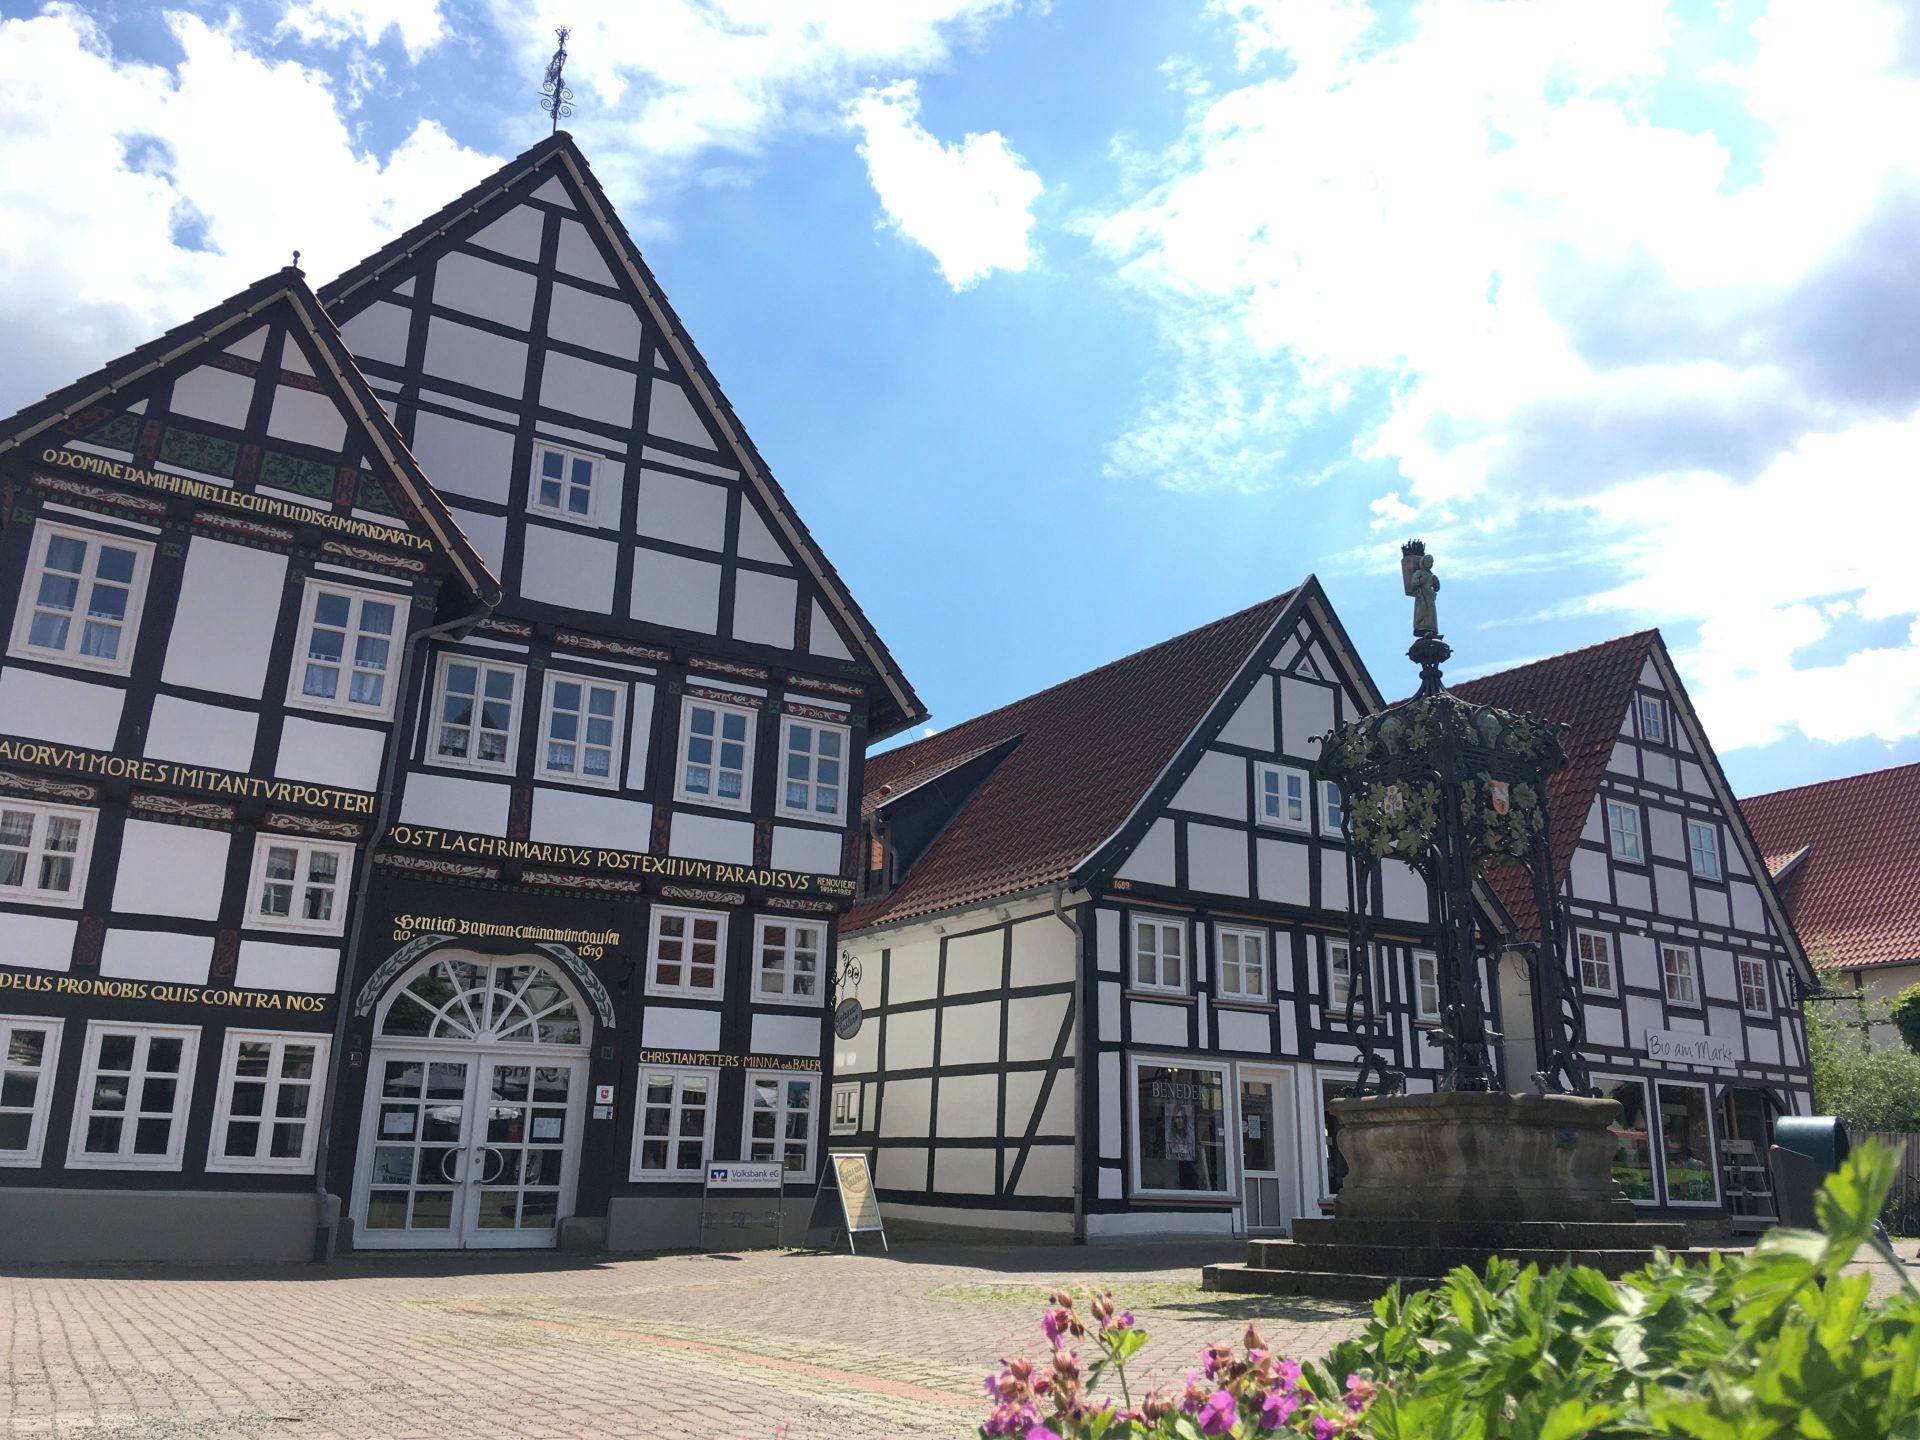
[287,694,395,723]
[244,920,347,940]
[1125,1193,1236,1208]
[1210,998,1276,1013]
[1124,990,1194,1005]
[643,989,727,1005]
[672,793,754,816]
[0,892,87,911]
[6,646,137,679]
[1254,820,1312,837]
[205,1158,317,1176]
[751,994,825,1009]
[425,756,519,779]
[774,808,848,829]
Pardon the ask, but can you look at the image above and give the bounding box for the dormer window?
[531,443,595,522]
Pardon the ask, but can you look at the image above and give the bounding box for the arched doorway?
[353,951,590,1249]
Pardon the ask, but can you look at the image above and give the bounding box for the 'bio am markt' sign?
[1644,1028,1738,1069]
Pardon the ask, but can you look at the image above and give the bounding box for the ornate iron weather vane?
[541,26,575,134]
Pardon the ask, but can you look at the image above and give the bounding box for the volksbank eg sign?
[705,1163,786,1190]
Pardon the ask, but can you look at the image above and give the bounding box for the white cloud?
[279,0,447,60]
[847,79,1041,289]
[0,6,498,414]
[1093,0,1920,751]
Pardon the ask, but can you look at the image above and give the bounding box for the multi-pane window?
[247,835,351,935]
[755,919,824,1003]
[830,1082,860,1136]
[1329,941,1355,1008]
[1638,694,1666,743]
[1738,956,1770,1016]
[10,522,151,673]
[778,718,847,823]
[1215,926,1267,1002]
[1687,820,1722,881]
[532,443,596,521]
[0,801,93,907]
[432,656,523,770]
[0,1016,62,1165]
[541,673,622,785]
[630,1066,715,1180]
[1255,763,1310,830]
[745,1072,817,1176]
[208,1032,328,1172]
[292,583,398,715]
[1576,931,1616,994]
[648,908,725,997]
[1606,800,1644,863]
[1320,781,1345,834]
[677,699,754,809]
[1132,917,1187,994]
[1414,951,1441,1021]
[1662,945,1699,1007]
[68,1023,199,1169]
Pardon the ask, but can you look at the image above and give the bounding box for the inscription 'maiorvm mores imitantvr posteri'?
[0,737,374,814]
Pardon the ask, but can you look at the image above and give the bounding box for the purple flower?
[1313,1419,1336,1440]
[1197,1390,1239,1436]
[1344,1374,1378,1414]
[1119,1312,1135,1328]
[1025,1426,1061,1440]
[1275,1359,1301,1393]
[1041,1310,1063,1348]
[1258,1391,1300,1431]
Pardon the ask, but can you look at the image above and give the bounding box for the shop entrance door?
[1237,1067,1298,1235]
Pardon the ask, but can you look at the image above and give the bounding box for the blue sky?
[3,0,1918,799]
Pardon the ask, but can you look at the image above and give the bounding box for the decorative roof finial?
[292,249,301,271]
[541,26,574,134]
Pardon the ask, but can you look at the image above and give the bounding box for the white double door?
[355,1046,586,1249]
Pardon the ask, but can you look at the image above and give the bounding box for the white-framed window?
[430,654,523,771]
[1687,820,1722,881]
[754,917,824,1004]
[647,906,726,998]
[9,521,153,674]
[531,442,597,522]
[1414,950,1440,1021]
[67,1021,199,1170]
[1575,930,1616,995]
[0,1015,63,1166]
[1131,915,1187,994]
[0,800,95,908]
[1214,925,1268,1002]
[1319,780,1345,835]
[676,697,755,810]
[777,716,848,824]
[830,1081,860,1136]
[745,1071,817,1177]
[207,1031,329,1172]
[1606,800,1644,863]
[245,834,351,936]
[1328,939,1363,1009]
[1738,956,1771,1016]
[1129,1054,1231,1199]
[1255,763,1310,831]
[630,1064,717,1181]
[540,672,623,786]
[1638,694,1667,744]
[1661,944,1699,1008]
[289,581,400,717]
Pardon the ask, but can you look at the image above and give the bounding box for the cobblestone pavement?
[1,1240,1367,1440]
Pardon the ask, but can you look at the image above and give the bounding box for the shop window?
[0,1015,63,1166]
[630,1065,716,1180]
[67,1022,199,1170]
[1657,1082,1718,1205]
[745,1072,817,1176]
[208,1031,329,1172]
[9,520,153,674]
[1597,1076,1655,1201]
[1130,1059,1229,1197]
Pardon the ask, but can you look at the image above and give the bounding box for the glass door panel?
[463,1058,579,1246]
[360,1054,473,1245]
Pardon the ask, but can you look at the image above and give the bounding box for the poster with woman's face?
[1165,1102,1197,1161]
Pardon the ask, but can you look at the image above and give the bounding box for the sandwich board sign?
[824,1150,887,1253]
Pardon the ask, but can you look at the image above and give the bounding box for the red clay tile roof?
[1740,761,1920,972]
[846,590,1299,931]
[1450,632,1659,938]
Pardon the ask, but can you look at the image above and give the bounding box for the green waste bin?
[1773,1117,1851,1174]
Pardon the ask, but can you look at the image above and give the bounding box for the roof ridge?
[1454,629,1659,689]
[1743,757,1920,804]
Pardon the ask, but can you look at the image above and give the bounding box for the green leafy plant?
[1808,996,1920,1132]
[1892,984,1920,1058]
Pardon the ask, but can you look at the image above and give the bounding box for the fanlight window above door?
[378,956,584,1047]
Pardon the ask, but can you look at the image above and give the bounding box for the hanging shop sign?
[1644,1028,1738,1069]
[833,997,864,1040]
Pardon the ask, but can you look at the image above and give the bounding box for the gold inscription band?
[0,737,375,816]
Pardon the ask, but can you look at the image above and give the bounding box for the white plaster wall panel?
[1216,1009,1269,1052]
[265,385,349,452]
[933,1146,996,1193]
[1624,993,1665,1047]
[1096,907,1122,973]
[0,913,77,972]
[635,469,728,550]
[1380,860,1428,922]
[1665,1011,1705,1037]
[736,503,788,565]
[1639,659,1661,687]
[1680,760,1710,795]
[1256,837,1311,905]
[1115,818,1176,885]
[410,411,515,504]
[0,669,122,748]
[626,681,655,790]
[1186,822,1250,897]
[1727,845,1750,877]
[100,929,214,985]
[1319,848,1349,909]
[1619,933,1659,990]
[110,821,229,920]
[1653,864,1693,919]
[554,217,616,284]
[1196,994,1210,1048]
[540,352,635,427]
[280,339,315,376]
[833,1031,873,1075]
[886,938,941,1004]
[452,506,507,574]
[1098,1051,1123,1159]
[732,570,798,650]
[667,812,754,863]
[1004,1070,1047,1135]
[1607,742,1637,777]
[433,251,537,329]
[469,204,545,261]
[1700,948,1738,1003]
[1649,808,1685,861]
[1014,1145,1074,1198]
[1614,869,1652,911]
[1730,882,1765,933]
[940,1000,1002,1067]
[630,548,721,632]
[529,789,651,848]
[1695,887,1730,928]
[648,378,715,449]
[1784,1022,1802,1067]
[1643,751,1678,789]
[749,1011,818,1056]
[234,940,338,995]
[548,283,643,358]
[1098,980,1122,1041]
[1216,675,1273,750]
[520,523,619,613]
[226,325,268,361]
[1032,1075,1074,1136]
[144,696,258,771]
[1006,993,1071,1061]
[877,1147,930,1192]
[1278,1003,1298,1053]
[1748,1026,1781,1065]
[1171,751,1246,821]
[944,928,1003,995]
[880,1075,932,1137]
[641,1006,721,1051]
[1278,677,1336,759]
[1581,800,1604,843]
[341,301,411,365]
[1012,917,1076,986]
[936,1073,1000,1139]
[769,825,842,875]
[276,716,384,791]
[160,537,286,700]
[809,601,854,660]
[1099,1168,1123,1199]
[1586,1004,1625,1048]
[533,174,574,208]
[1706,1005,1746,1055]
[1129,1001,1188,1048]
[884,1010,936,1071]
[424,318,527,397]
[168,364,255,428]
[398,771,512,834]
